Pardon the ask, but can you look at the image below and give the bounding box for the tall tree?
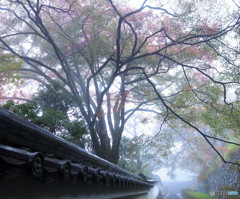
[0,0,239,164]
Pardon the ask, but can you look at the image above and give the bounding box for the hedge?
[181,189,214,199]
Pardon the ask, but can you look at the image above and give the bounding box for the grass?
[181,189,214,199]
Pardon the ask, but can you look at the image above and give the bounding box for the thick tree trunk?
[88,124,123,164]
[109,147,120,165]
[97,137,121,164]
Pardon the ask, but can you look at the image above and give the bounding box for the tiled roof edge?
[0,107,151,186]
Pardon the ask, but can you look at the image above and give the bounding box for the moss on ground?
[181,188,214,199]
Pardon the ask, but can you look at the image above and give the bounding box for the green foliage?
[181,189,214,199]
[3,100,38,122]
[118,133,172,176]
[36,107,68,132]
[223,142,240,161]
[62,120,89,147]
[0,54,23,85]
[33,81,74,113]
[3,100,68,132]
[67,120,87,138]
[201,103,240,138]
[2,81,88,148]
[197,81,240,138]
[0,54,23,71]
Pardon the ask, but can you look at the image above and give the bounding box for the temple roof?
[0,107,156,198]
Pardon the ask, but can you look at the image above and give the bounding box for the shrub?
[181,189,214,199]
[224,144,240,161]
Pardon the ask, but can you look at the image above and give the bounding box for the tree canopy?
[0,0,240,166]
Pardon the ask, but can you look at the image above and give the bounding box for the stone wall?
[199,150,240,194]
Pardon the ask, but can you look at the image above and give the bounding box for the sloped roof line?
[0,107,148,182]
